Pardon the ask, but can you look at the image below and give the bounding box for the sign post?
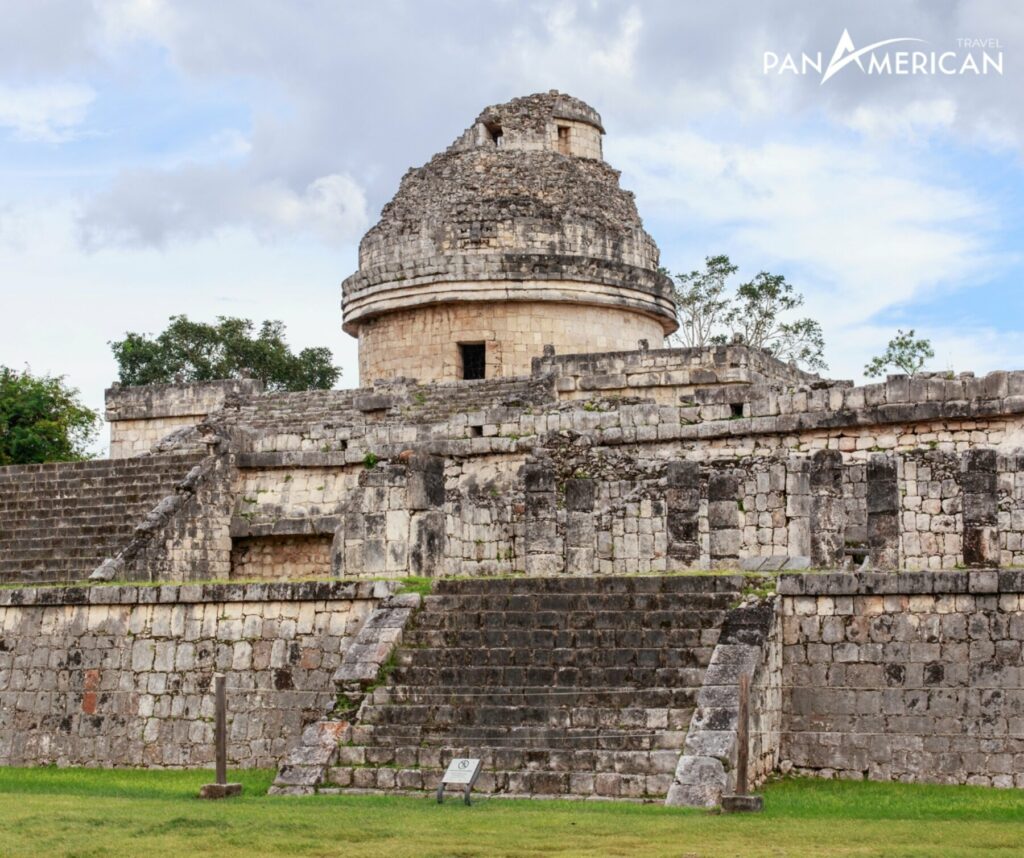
[436,758,482,806]
[721,672,763,812]
[199,673,243,799]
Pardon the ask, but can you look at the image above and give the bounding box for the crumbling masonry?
[2,92,1024,803]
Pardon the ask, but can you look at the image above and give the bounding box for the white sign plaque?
[443,758,481,785]
[437,757,482,804]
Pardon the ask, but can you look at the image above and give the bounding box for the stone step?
[369,685,698,708]
[411,607,729,632]
[333,743,681,774]
[390,665,706,688]
[396,646,711,669]
[0,451,204,584]
[348,723,686,751]
[419,592,738,612]
[322,766,673,799]
[0,540,127,555]
[431,575,744,595]
[403,627,719,650]
[359,703,693,730]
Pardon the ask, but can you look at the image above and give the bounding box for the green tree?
[864,329,934,378]
[110,316,340,391]
[669,255,828,371]
[725,272,827,371]
[0,367,99,465]
[668,254,736,348]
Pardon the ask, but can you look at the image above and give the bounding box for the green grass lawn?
[1,768,1023,857]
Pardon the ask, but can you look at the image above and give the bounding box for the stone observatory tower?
[341,91,677,384]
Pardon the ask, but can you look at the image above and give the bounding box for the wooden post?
[199,672,242,798]
[214,673,227,785]
[735,672,750,796]
[721,671,762,812]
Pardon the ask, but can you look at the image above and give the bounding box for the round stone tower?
[342,91,677,384]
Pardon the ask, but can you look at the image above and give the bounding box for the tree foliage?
[668,255,828,371]
[0,367,99,465]
[110,316,340,391]
[864,329,934,378]
[667,254,735,349]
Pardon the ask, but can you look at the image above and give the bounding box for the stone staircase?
[318,575,742,800]
[0,452,206,584]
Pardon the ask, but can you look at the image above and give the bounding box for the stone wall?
[0,581,391,768]
[9,350,1024,588]
[230,536,333,581]
[998,450,1024,566]
[534,343,820,405]
[452,91,605,158]
[356,298,666,384]
[106,379,264,458]
[779,570,1024,787]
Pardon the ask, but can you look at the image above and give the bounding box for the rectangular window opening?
[730,402,745,419]
[459,343,486,380]
[557,125,570,155]
[469,425,483,437]
[485,122,503,147]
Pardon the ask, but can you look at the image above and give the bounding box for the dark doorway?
[485,122,503,147]
[459,343,486,380]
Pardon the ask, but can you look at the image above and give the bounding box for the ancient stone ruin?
[2,92,1024,803]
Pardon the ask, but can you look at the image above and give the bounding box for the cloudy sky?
[2,0,1022,441]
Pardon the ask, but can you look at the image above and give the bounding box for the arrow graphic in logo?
[820,29,926,84]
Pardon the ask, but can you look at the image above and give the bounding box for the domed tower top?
[342,91,677,384]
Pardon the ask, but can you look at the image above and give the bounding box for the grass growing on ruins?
[397,575,434,596]
[2,769,1024,857]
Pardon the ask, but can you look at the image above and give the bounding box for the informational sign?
[443,758,480,784]
[437,758,482,804]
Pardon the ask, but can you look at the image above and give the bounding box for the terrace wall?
[0,581,390,768]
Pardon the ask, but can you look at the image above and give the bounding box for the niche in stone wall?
[230,535,333,581]
[484,121,503,147]
[557,124,571,155]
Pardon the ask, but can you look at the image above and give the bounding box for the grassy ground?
[1,768,1023,857]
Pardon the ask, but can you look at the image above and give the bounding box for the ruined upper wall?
[534,344,822,403]
[12,344,1024,586]
[106,379,264,458]
[449,91,605,158]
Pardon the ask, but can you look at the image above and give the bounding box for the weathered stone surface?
[341,92,677,383]
[0,583,387,769]
[309,575,741,801]
[5,89,1024,807]
[199,782,243,799]
[668,598,781,808]
[779,569,1024,788]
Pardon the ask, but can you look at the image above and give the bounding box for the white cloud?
[826,322,1024,384]
[841,98,957,143]
[78,167,369,249]
[612,130,993,328]
[0,83,95,142]
[93,0,177,46]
